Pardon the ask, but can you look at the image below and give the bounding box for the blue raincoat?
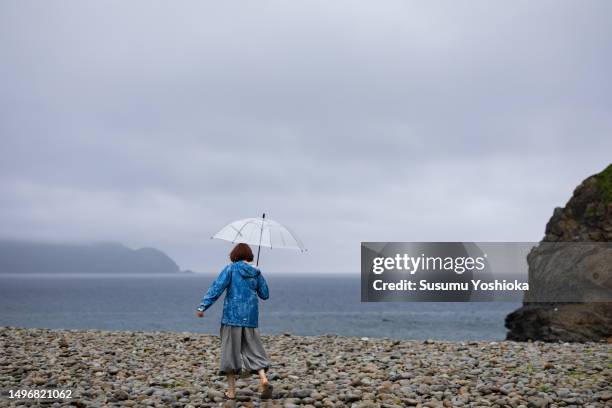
[198,261,269,328]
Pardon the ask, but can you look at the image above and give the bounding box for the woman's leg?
[240,328,270,374]
[227,374,236,398]
[240,328,272,397]
[219,325,242,397]
[257,368,269,388]
[257,367,272,399]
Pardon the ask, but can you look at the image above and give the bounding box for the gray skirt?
[218,324,270,376]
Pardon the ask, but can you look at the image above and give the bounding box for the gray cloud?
[1,0,611,273]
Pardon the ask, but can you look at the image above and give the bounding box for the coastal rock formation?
[1,327,611,407]
[505,164,612,342]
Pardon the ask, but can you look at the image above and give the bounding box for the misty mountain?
[0,240,186,274]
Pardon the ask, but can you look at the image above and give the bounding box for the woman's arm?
[198,265,231,311]
[256,272,269,300]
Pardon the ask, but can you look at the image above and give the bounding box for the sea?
[0,274,520,341]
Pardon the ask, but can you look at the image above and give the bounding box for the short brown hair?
[230,243,254,262]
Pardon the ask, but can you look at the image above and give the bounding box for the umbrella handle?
[256,213,265,266]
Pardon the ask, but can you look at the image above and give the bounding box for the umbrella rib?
[230,225,243,237]
[283,224,305,251]
[233,221,254,243]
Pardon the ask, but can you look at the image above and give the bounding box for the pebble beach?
[1,327,610,408]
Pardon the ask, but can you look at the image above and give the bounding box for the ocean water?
[0,274,520,341]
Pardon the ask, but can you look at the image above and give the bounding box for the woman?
[196,243,273,400]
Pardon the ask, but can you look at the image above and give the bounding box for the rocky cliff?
[505,164,612,342]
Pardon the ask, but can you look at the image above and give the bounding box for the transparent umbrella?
[212,213,306,266]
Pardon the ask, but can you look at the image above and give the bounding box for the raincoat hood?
[234,261,261,278]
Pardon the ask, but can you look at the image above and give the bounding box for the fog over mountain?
[1,1,611,273]
[0,240,187,274]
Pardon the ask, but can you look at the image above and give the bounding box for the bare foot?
[258,380,268,392]
[259,381,273,399]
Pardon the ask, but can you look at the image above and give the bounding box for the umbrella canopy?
[212,214,305,265]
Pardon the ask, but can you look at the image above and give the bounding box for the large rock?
[505,164,612,342]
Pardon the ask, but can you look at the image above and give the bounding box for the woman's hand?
[196,310,204,318]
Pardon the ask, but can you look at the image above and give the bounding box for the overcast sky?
[1,1,611,274]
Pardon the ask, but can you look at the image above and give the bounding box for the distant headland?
[0,240,193,274]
